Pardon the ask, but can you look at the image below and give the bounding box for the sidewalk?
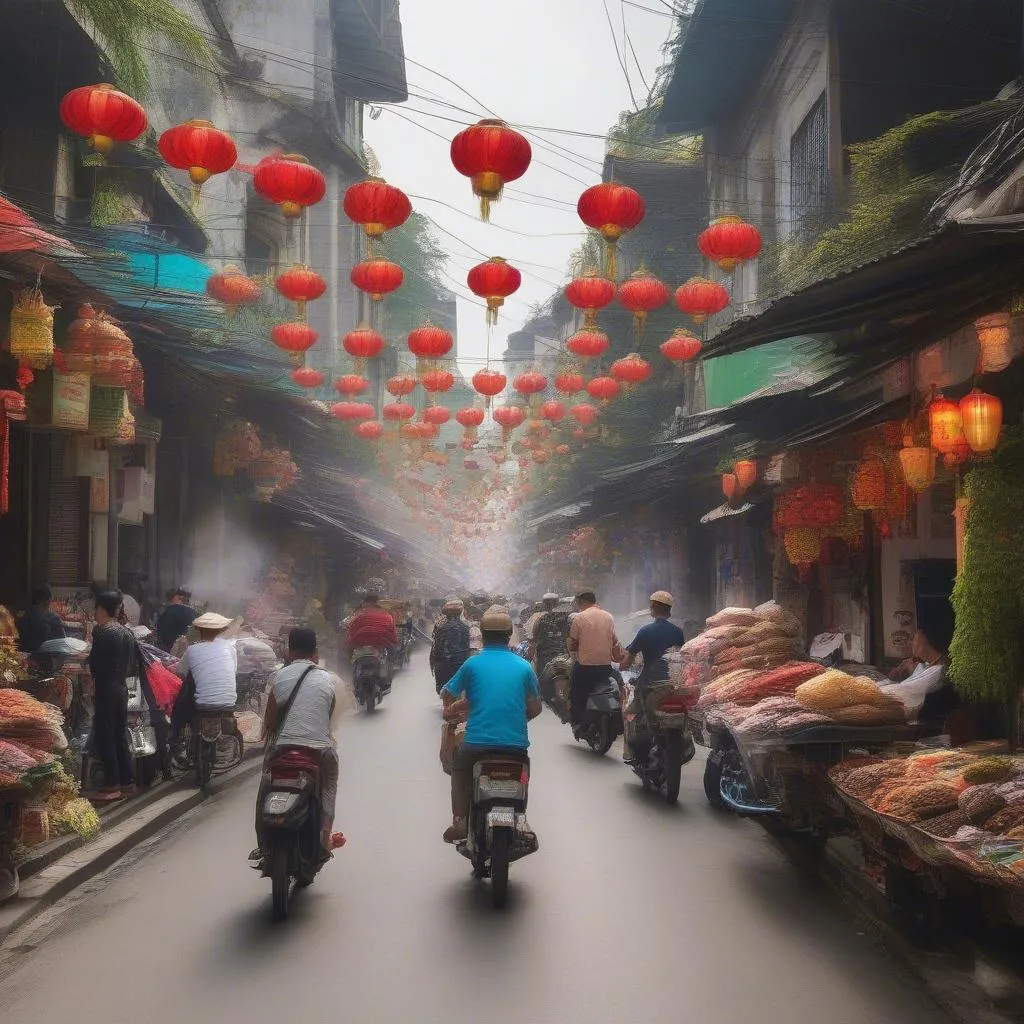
[0,747,264,945]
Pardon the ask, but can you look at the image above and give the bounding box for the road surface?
[0,652,943,1023]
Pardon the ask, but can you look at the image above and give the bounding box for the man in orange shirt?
[567,589,623,734]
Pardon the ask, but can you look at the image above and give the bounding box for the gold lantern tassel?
[605,242,617,282]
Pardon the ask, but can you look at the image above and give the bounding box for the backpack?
[434,619,470,662]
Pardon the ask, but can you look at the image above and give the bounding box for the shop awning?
[0,196,78,255]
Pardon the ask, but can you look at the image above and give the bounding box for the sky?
[364,0,675,373]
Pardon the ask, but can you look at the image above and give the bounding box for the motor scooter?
[352,646,391,712]
[549,661,623,756]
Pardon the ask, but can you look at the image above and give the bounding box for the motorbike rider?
[430,597,472,694]
[567,589,624,737]
[344,590,398,677]
[250,627,346,866]
[439,606,542,843]
[170,612,239,743]
[528,593,569,677]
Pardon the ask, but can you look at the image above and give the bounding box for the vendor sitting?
[889,618,960,731]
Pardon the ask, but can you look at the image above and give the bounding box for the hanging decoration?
[899,445,937,493]
[423,406,450,426]
[467,257,522,325]
[851,456,886,511]
[421,368,455,403]
[610,353,651,390]
[91,318,138,388]
[674,276,730,324]
[254,153,326,219]
[343,325,385,373]
[512,370,547,407]
[356,421,384,442]
[0,390,27,513]
[566,328,609,363]
[472,368,507,408]
[617,269,668,339]
[334,374,369,397]
[783,527,822,581]
[158,121,236,197]
[350,258,404,301]
[586,376,620,403]
[383,402,416,423]
[332,401,375,422]
[698,215,763,271]
[722,473,739,503]
[206,266,261,316]
[450,119,532,220]
[343,177,412,240]
[386,373,418,398]
[974,313,1013,373]
[271,322,318,361]
[570,403,598,426]
[407,322,454,376]
[493,404,526,445]
[59,83,147,154]
[577,182,645,278]
[927,393,963,455]
[275,265,326,320]
[9,286,56,370]
[15,365,33,391]
[554,371,585,395]
[540,400,566,423]
[565,271,616,327]
[774,485,844,530]
[456,407,485,445]
[660,328,702,365]
[960,388,1003,455]
[733,459,758,491]
[291,367,324,389]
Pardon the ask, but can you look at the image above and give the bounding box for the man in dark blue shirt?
[620,591,685,678]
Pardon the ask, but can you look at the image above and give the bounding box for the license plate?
[479,779,521,798]
[487,807,515,828]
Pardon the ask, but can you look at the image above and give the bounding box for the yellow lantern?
[974,313,1012,373]
[899,446,936,493]
[927,393,962,455]
[959,387,1003,454]
[9,287,56,369]
[784,527,822,579]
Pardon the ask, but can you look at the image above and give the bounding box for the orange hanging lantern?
[959,388,1003,454]
[899,446,937,493]
[566,328,609,363]
[493,404,526,444]
[423,406,450,426]
[974,313,1012,373]
[577,182,645,278]
[674,277,730,324]
[407,322,454,374]
[450,119,532,220]
[617,269,668,337]
[467,257,522,326]
[541,400,566,423]
[733,459,758,491]
[554,371,586,395]
[784,527,822,581]
[570,403,598,426]
[472,368,507,406]
[291,367,324,389]
[356,421,384,441]
[271,322,318,360]
[343,324,386,372]
[59,83,147,154]
[722,473,739,503]
[332,401,374,422]
[206,265,261,315]
[943,433,972,471]
[610,353,651,389]
[421,369,455,401]
[565,271,616,327]
[343,177,412,239]
[586,376,620,403]
[928,393,963,455]
[386,374,418,398]
[851,457,887,511]
[350,258,404,301]
[660,328,702,365]
[383,402,416,423]
[698,215,762,271]
[158,120,236,194]
[334,374,369,397]
[254,153,326,219]
[275,265,326,320]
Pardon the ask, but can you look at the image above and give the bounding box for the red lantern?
[356,421,384,441]
[587,377,620,403]
[554,372,586,395]
[290,367,324,389]
[350,258,404,300]
[617,269,669,335]
[734,459,758,491]
[493,404,526,443]
[383,402,416,422]
[610,353,651,388]
[206,265,261,313]
[577,182,645,278]
[334,374,369,397]
[423,406,450,426]
[960,388,1003,454]
[408,323,454,373]
[661,329,702,365]
[254,153,326,218]
[513,371,548,398]
[386,374,418,398]
[450,119,532,220]
[16,364,33,391]
[541,400,566,423]
[332,401,374,422]
[722,473,739,503]
[467,257,522,325]
[456,407,485,430]
[343,325,385,368]
[275,265,326,319]
[472,368,507,404]
[698,215,762,272]
[570,403,598,426]
[928,393,963,455]
[565,271,616,326]
[271,322,318,360]
[343,177,412,238]
[675,276,730,324]
[59,83,147,153]
[566,328,609,362]
[158,120,236,190]
[421,369,455,398]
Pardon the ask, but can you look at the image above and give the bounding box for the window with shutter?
[47,437,88,586]
[790,92,829,230]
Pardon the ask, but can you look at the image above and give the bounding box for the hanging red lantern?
[356,421,384,441]
[275,265,326,319]
[570,403,598,426]
[332,401,374,422]
[450,119,532,220]
[383,402,416,422]
[554,371,586,395]
[586,376,621,403]
[423,406,450,426]
[343,325,386,370]
[928,393,963,455]
[617,269,669,336]
[565,271,616,327]
[158,120,236,192]
[271,322,318,360]
[472,368,507,405]
[343,177,412,238]
[722,473,739,503]
[350,258,404,300]
[734,459,758,491]
[851,457,886,512]
[698,215,762,272]
[59,83,147,154]
[513,371,547,399]
[467,257,522,325]
[566,328,609,362]
[254,153,326,218]
[674,276,730,324]
[456,406,485,445]
[577,183,645,278]
[960,388,1003,454]
[541,400,566,423]
[16,364,34,391]
[661,329,702,365]
[408,323,454,373]
[206,265,261,314]
[334,374,369,397]
[421,369,455,398]
[386,374,418,398]
[493,404,526,444]
[610,353,651,388]
[291,367,324,389]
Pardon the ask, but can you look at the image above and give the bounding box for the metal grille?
[790,92,829,228]
[47,437,87,586]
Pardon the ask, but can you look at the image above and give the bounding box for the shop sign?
[52,371,90,430]
[73,437,107,478]
[89,451,109,513]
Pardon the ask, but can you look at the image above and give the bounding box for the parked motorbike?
[352,646,391,712]
[455,755,537,908]
[623,673,696,805]
[260,746,327,921]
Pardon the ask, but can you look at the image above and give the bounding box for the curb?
[0,750,264,947]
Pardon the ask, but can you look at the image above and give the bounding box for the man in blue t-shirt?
[440,606,542,843]
[620,590,685,681]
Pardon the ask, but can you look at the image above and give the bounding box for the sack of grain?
[827,697,906,727]
[958,783,1007,823]
[962,756,1017,786]
[706,607,760,629]
[983,805,1024,835]
[795,671,883,712]
[876,780,960,821]
[730,662,823,705]
[837,759,908,799]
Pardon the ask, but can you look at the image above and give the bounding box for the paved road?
[0,652,942,1024]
